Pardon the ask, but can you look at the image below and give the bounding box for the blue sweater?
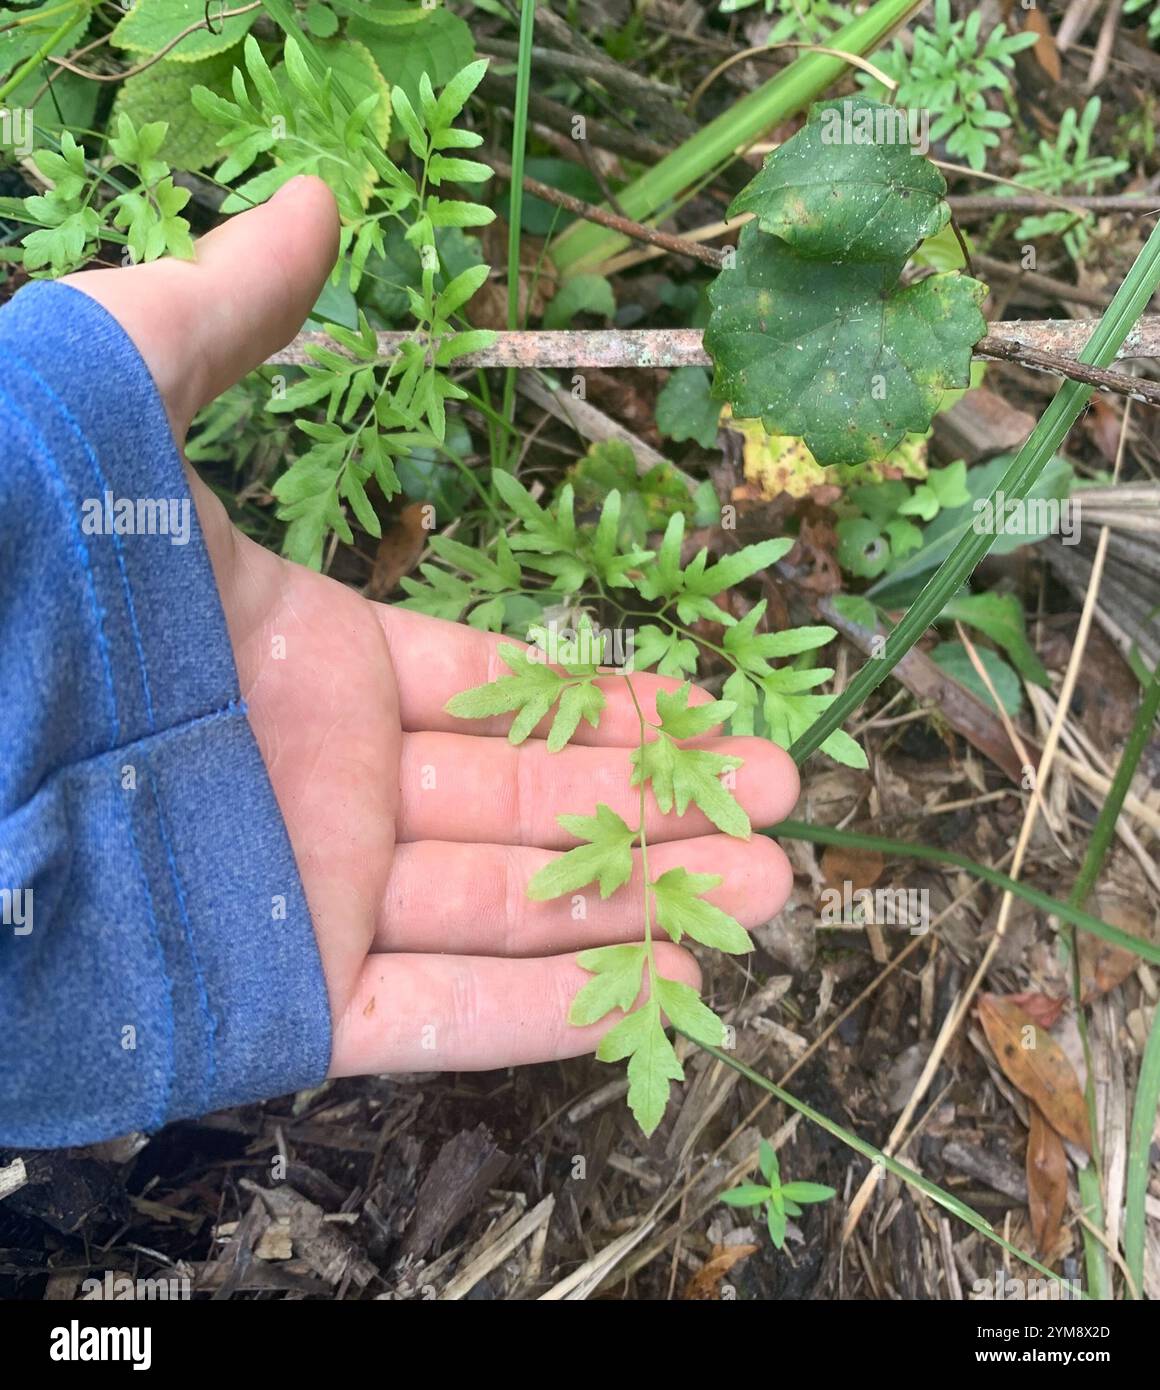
[0,281,332,1147]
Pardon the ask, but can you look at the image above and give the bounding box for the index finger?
[375,602,723,747]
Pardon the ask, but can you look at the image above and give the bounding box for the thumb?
[60,175,340,440]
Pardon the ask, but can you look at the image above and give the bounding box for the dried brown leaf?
[681,1243,758,1300]
[1023,9,1062,82]
[1079,887,1153,1003]
[821,845,884,894]
[978,994,1090,1153]
[366,502,429,601]
[1027,1102,1068,1257]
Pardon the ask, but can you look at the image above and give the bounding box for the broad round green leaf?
[728,97,950,263]
[705,224,987,467]
[114,54,239,171]
[110,0,258,62]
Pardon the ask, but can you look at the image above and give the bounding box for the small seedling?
[719,1139,837,1250]
[717,0,854,45]
[859,0,1038,171]
[1009,98,1130,263]
[447,609,759,1136]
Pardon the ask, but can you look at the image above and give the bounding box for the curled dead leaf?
[978,994,1090,1153]
[1023,9,1062,83]
[1027,1102,1068,1258]
[682,1243,758,1300]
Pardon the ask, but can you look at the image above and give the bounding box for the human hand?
[62,177,800,1080]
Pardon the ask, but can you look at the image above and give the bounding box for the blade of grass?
[499,0,537,470]
[1074,662,1160,1298]
[690,1038,1083,1292]
[770,820,1160,966]
[550,0,927,274]
[791,215,1160,764]
[1067,668,1160,913]
[1126,1000,1160,1298]
[1025,466,1127,1304]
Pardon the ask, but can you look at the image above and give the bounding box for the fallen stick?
[269,319,1160,403]
[948,194,1158,216]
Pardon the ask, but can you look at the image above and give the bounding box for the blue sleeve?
[0,281,333,1148]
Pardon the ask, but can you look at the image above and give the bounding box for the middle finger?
[376,833,794,955]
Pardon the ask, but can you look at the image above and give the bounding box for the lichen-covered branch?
[269,320,1160,403]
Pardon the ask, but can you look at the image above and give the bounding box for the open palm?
[64,178,799,1082]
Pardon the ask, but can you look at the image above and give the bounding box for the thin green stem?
[1,0,83,29]
[499,0,537,468]
[770,820,1160,965]
[474,369,500,471]
[624,675,658,989]
[1075,1160,1110,1300]
[459,385,523,446]
[1068,666,1160,911]
[1073,662,1160,1299]
[0,4,83,103]
[1063,682,1160,1301]
[1126,1006,1160,1299]
[430,438,505,525]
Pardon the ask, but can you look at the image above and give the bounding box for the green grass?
[499,0,538,470]
[1071,662,1160,1298]
[772,820,1160,965]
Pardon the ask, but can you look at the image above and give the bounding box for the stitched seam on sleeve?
[9,347,236,1112]
[5,348,159,730]
[91,700,249,768]
[1,396,121,744]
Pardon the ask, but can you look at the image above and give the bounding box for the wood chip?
[0,1157,27,1201]
[241,1182,376,1290]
